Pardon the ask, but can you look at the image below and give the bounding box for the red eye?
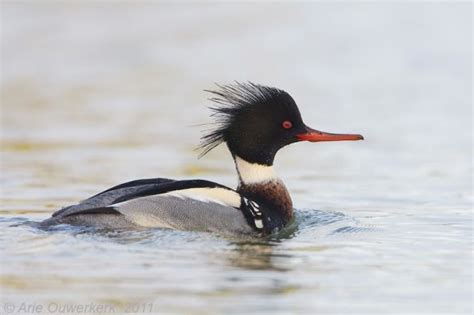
[282,120,293,129]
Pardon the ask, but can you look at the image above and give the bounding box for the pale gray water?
[1,2,472,314]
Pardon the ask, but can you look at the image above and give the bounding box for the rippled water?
[1,2,472,314]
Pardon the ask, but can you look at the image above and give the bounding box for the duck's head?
[200,82,363,166]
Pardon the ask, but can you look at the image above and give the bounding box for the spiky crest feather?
[199,82,288,157]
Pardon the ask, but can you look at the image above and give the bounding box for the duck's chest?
[238,180,293,233]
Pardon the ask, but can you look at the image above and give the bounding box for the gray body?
[41,182,255,235]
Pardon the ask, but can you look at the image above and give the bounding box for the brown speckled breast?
[237,179,293,223]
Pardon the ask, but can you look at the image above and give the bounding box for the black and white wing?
[51,177,176,217]
[43,178,255,234]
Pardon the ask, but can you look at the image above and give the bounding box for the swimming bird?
[41,82,363,235]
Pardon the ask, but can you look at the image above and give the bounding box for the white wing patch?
[160,187,241,208]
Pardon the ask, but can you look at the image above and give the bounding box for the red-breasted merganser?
[41,82,363,235]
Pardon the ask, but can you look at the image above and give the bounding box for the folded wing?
[43,178,254,234]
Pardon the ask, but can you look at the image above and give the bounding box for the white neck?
[234,156,278,184]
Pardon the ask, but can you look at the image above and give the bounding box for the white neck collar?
[234,156,278,184]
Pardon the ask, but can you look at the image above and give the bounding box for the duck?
[41,82,363,235]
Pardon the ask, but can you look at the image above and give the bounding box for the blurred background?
[1,2,472,314]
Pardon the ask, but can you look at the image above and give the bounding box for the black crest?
[199,82,296,157]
